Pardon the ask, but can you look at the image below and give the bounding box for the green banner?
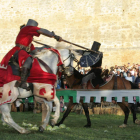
[56,90,77,103]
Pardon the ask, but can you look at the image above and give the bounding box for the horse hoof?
[119,124,127,128]
[39,126,44,133]
[50,119,56,126]
[21,129,31,134]
[135,119,140,125]
[55,123,60,126]
[84,124,91,128]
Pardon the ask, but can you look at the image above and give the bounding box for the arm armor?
[37,28,55,38]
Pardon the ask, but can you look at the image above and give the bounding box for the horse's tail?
[129,81,139,89]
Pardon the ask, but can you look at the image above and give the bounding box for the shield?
[79,41,103,67]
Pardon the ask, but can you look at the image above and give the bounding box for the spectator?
[15,99,22,112]
[123,68,128,78]
[127,63,131,70]
[138,82,140,89]
[114,65,118,69]
[60,96,65,112]
[117,66,121,72]
[120,72,124,78]
[130,68,135,76]
[132,71,138,83]
[133,63,136,68]
[112,68,117,75]
[121,66,124,72]
[56,83,61,89]
[125,72,133,82]
[116,71,120,76]
[61,79,69,89]
[135,72,140,85]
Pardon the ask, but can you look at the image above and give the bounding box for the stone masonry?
[0,0,140,68]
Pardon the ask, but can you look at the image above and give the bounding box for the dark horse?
[56,67,140,128]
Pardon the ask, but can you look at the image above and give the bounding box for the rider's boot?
[15,67,30,91]
[15,57,32,91]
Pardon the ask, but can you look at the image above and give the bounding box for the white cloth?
[130,70,135,76]
[16,99,21,107]
[125,77,133,82]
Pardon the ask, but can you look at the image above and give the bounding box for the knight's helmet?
[26,19,38,26]
[79,41,103,67]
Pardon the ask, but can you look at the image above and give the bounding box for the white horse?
[0,47,72,134]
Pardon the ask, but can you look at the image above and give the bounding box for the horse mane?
[32,49,51,58]
[54,43,81,58]
[74,68,83,79]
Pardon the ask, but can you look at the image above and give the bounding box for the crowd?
[77,63,140,86]
[108,63,140,85]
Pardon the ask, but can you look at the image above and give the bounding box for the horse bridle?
[63,50,79,68]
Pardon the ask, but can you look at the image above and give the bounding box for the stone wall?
[0,0,140,68]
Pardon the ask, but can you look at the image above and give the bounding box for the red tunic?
[1,26,41,67]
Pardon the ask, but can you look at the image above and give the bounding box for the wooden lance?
[62,39,100,54]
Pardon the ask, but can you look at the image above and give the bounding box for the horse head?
[57,47,79,76]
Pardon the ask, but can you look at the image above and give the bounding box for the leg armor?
[15,57,32,91]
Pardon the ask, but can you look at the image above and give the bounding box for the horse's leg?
[1,104,12,127]
[118,102,130,127]
[39,101,52,132]
[82,103,91,127]
[0,103,30,134]
[42,102,47,122]
[51,96,60,126]
[55,101,75,126]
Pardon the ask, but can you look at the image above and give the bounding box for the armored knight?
[1,19,62,90]
[79,41,104,89]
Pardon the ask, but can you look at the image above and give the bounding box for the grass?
[0,112,140,140]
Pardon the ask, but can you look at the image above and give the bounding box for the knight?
[79,41,104,89]
[0,19,63,90]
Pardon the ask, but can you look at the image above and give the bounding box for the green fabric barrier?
[94,97,96,102]
[136,96,139,102]
[123,96,139,102]
[22,96,34,103]
[125,97,128,102]
[56,90,77,103]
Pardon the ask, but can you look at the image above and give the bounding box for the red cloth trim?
[18,50,31,67]
[30,44,35,51]
[0,99,12,106]
[0,66,20,87]
[1,47,20,67]
[27,58,57,85]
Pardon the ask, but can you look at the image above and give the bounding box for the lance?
[33,39,100,54]
[61,39,100,54]
[33,39,54,48]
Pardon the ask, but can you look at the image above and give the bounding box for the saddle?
[81,70,113,88]
[90,74,114,88]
